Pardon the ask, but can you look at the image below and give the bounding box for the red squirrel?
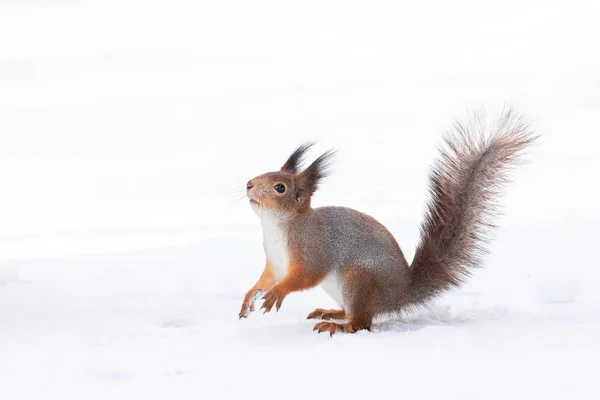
[239,108,537,335]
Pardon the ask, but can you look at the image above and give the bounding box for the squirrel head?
[246,142,335,215]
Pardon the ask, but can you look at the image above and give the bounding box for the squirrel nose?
[246,181,254,190]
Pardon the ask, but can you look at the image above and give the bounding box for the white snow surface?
[2,0,600,399]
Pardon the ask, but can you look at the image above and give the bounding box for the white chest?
[260,212,289,282]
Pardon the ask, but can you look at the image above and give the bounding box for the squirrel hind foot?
[313,321,371,336]
[306,308,346,320]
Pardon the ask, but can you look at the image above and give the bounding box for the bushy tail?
[409,108,538,306]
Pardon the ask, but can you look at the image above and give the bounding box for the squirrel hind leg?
[312,268,377,336]
[331,266,378,334]
[306,308,346,320]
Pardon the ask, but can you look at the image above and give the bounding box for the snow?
[1,0,600,399]
[2,233,599,399]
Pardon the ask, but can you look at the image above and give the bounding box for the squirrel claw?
[239,305,251,319]
[313,322,356,336]
[260,286,286,314]
[239,288,262,320]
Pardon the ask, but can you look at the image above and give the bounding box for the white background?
[1,1,599,399]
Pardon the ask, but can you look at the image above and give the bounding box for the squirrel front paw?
[261,285,287,313]
[238,302,255,319]
[239,289,262,319]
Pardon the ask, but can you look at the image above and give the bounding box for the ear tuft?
[295,149,337,205]
[280,142,316,174]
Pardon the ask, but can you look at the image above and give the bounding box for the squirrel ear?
[280,142,315,174]
[295,188,305,204]
[295,149,336,205]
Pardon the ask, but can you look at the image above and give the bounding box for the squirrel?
[239,108,537,336]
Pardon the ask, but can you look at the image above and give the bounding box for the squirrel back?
[240,108,537,334]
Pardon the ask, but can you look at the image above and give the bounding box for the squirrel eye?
[274,183,286,193]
